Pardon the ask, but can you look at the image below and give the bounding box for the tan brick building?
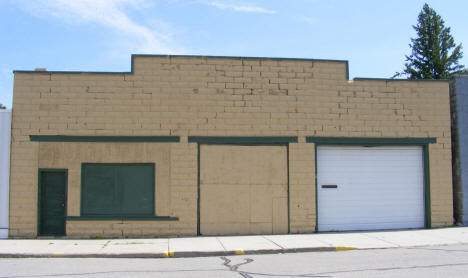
[10,55,453,238]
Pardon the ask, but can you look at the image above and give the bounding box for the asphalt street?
[1,243,468,278]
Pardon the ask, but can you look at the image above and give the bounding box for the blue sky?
[1,0,467,108]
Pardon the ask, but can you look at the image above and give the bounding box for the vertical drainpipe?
[450,75,468,226]
[0,109,11,239]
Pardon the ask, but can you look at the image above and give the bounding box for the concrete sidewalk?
[1,227,468,258]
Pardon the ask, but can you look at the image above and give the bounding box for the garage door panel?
[321,220,423,232]
[322,216,424,225]
[317,146,425,232]
[319,185,423,193]
[200,145,288,235]
[320,146,422,155]
[329,214,424,220]
[319,172,424,179]
[319,206,424,218]
[321,206,424,220]
[319,189,424,199]
[319,201,424,211]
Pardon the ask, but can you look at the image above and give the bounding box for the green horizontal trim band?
[30,135,180,142]
[66,216,179,221]
[188,136,298,144]
[306,137,436,145]
[353,77,449,82]
[13,70,130,74]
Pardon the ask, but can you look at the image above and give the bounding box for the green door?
[39,170,67,236]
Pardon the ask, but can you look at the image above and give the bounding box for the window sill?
[66,216,179,221]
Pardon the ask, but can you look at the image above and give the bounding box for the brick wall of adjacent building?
[10,55,453,237]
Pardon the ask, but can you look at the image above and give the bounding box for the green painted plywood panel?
[118,165,154,215]
[81,164,154,217]
[82,165,116,215]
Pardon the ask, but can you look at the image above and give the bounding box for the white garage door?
[317,146,425,232]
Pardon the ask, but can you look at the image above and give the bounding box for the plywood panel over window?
[81,163,154,216]
[200,145,288,235]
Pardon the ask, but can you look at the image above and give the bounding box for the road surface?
[1,244,468,277]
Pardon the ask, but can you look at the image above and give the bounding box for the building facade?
[10,55,453,238]
[0,109,11,238]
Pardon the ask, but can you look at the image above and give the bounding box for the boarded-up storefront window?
[81,163,154,216]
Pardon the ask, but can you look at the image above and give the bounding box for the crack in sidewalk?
[100,241,111,250]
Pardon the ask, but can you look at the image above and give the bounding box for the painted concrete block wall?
[451,75,468,225]
[67,143,198,238]
[0,110,11,238]
[10,55,453,237]
[289,143,316,233]
[38,142,175,237]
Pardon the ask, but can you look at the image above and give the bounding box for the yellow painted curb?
[335,246,356,251]
[235,249,245,255]
[163,251,175,258]
[52,252,64,257]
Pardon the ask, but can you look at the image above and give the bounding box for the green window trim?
[306,137,436,145]
[81,163,155,218]
[66,216,178,221]
[30,135,180,142]
[423,145,431,228]
[188,136,298,144]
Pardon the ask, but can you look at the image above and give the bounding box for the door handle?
[61,203,65,207]
[321,184,338,189]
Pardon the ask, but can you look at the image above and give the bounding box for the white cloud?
[298,16,315,25]
[205,1,276,14]
[15,0,183,54]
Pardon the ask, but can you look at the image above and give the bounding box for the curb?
[0,246,357,259]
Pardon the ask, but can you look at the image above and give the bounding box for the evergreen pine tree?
[395,3,465,79]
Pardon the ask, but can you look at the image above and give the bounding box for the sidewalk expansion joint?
[216,237,227,251]
[262,236,285,250]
